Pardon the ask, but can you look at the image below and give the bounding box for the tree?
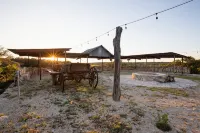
[0,46,8,57]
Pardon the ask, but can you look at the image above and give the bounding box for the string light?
[156,13,158,20]
[76,0,194,47]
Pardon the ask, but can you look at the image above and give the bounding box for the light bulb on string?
[125,24,127,29]
[156,13,158,20]
[96,37,97,41]
[107,32,109,36]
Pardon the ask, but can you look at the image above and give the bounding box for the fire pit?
[132,72,175,83]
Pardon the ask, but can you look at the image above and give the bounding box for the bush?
[0,59,19,81]
[156,114,171,131]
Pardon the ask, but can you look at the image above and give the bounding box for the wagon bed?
[60,63,98,92]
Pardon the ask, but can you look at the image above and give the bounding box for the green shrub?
[156,114,171,131]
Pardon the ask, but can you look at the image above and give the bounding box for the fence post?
[17,70,20,103]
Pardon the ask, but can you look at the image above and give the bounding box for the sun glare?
[49,56,55,61]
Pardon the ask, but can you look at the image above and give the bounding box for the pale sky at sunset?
[0,0,200,60]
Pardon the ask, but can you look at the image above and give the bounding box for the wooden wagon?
[60,63,98,92]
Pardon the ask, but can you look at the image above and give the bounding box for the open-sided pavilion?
[121,52,190,74]
[8,48,72,80]
[8,47,190,80]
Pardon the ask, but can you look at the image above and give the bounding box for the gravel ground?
[0,73,200,133]
[109,75,198,89]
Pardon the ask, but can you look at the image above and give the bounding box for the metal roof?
[82,45,113,59]
[121,52,189,59]
[58,52,89,58]
[8,48,71,57]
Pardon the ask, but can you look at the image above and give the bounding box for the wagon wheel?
[89,67,98,89]
[75,76,82,83]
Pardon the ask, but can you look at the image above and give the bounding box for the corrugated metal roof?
[121,52,189,59]
[8,48,71,57]
[82,45,113,59]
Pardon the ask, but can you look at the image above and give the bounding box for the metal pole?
[80,58,81,63]
[153,58,155,72]
[87,57,88,63]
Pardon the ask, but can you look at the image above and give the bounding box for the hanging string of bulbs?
[76,0,194,48]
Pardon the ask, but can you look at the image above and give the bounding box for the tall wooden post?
[113,26,122,101]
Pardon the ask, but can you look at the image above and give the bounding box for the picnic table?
[48,70,61,85]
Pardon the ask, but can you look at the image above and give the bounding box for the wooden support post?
[182,57,184,74]
[135,59,136,69]
[113,26,122,101]
[153,58,155,72]
[38,56,39,75]
[146,57,147,71]
[39,54,41,80]
[173,55,176,73]
[102,59,103,71]
[65,51,66,63]
[28,55,29,66]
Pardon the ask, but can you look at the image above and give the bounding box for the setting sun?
[49,56,55,61]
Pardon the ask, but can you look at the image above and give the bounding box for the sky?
[0,0,200,61]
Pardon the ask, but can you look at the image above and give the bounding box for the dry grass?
[176,75,200,81]
[147,87,189,97]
